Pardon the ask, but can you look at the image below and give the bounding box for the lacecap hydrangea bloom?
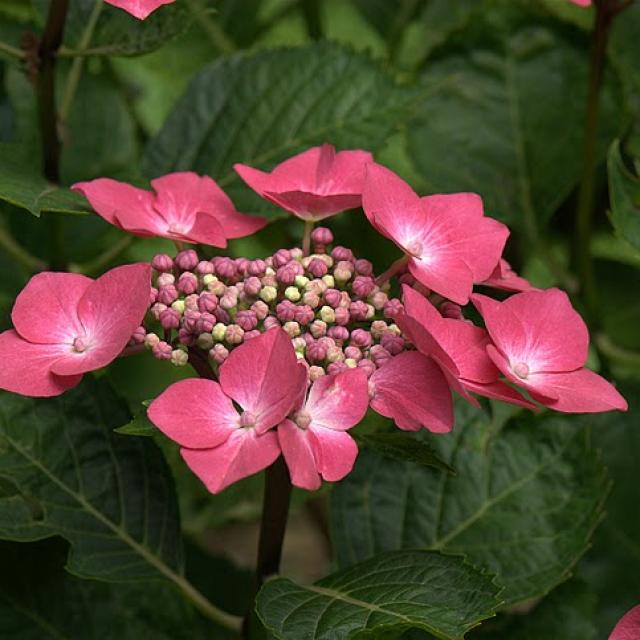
[104,0,175,20]
[1,143,626,495]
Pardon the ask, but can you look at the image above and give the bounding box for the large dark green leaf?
[256,550,501,640]
[143,43,421,215]
[0,377,183,581]
[408,6,623,231]
[608,140,640,252]
[331,405,609,607]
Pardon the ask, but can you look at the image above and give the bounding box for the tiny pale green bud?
[170,349,189,367]
[260,285,278,303]
[202,274,216,286]
[319,305,336,323]
[365,304,375,320]
[388,323,401,335]
[344,358,358,369]
[197,333,214,349]
[294,275,309,288]
[171,299,185,314]
[283,321,301,337]
[144,333,160,349]
[284,286,301,302]
[212,323,227,341]
[322,274,335,288]
[265,266,276,276]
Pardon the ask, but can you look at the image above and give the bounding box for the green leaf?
[331,404,609,607]
[142,43,420,216]
[407,6,623,231]
[0,145,91,216]
[474,579,597,640]
[0,538,205,640]
[610,0,640,104]
[256,550,501,640]
[0,377,183,580]
[114,410,156,437]
[607,140,640,252]
[354,432,455,475]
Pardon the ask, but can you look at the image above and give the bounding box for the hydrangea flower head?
[104,0,175,19]
[472,289,628,413]
[0,264,150,397]
[234,144,372,221]
[73,172,266,247]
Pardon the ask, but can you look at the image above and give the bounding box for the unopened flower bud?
[220,292,238,310]
[261,274,277,288]
[196,312,216,334]
[294,305,314,325]
[235,257,249,275]
[260,286,278,303]
[210,343,229,364]
[334,261,353,283]
[150,303,168,320]
[319,305,336,323]
[328,326,349,343]
[302,291,320,308]
[251,300,269,320]
[171,349,189,366]
[307,258,328,278]
[244,329,261,341]
[160,308,181,330]
[215,257,236,280]
[236,309,258,331]
[349,300,368,321]
[144,332,160,348]
[196,260,215,275]
[370,344,392,366]
[311,226,333,247]
[284,286,301,302]
[370,290,388,310]
[149,287,158,305]
[283,321,301,338]
[324,288,342,308]
[178,328,194,346]
[358,359,376,378]
[334,307,350,326]
[290,248,303,260]
[212,323,227,341]
[383,298,403,319]
[130,326,146,345]
[331,246,354,262]
[197,292,218,313]
[197,333,214,350]
[355,259,373,276]
[263,316,281,331]
[381,333,405,355]
[307,341,327,362]
[309,320,327,338]
[272,249,292,268]
[214,307,230,324]
[157,272,175,288]
[248,259,267,276]
[152,254,174,272]
[158,285,178,305]
[175,250,198,272]
[344,346,362,362]
[327,362,347,375]
[225,324,244,345]
[326,345,345,363]
[309,365,326,381]
[243,276,262,297]
[276,264,297,285]
[371,320,388,339]
[321,274,335,288]
[351,328,372,348]
[352,276,376,298]
[177,272,198,295]
[276,300,296,322]
[152,341,173,360]
[440,301,464,320]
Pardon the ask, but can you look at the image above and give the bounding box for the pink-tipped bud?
[152,340,173,360]
[130,326,147,345]
[383,298,404,319]
[214,307,231,324]
[195,312,216,334]
[149,287,158,305]
[150,303,168,321]
[354,259,373,276]
[247,259,267,276]
[177,272,198,295]
[175,249,198,272]
[210,343,229,364]
[235,257,249,275]
[159,308,181,330]
[283,321,300,338]
[178,328,195,346]
[197,332,214,350]
[158,285,178,305]
[309,320,327,338]
[251,300,269,320]
[144,332,160,348]
[370,290,388,310]
[440,301,464,320]
[324,288,342,308]
[327,326,349,343]
[290,248,303,260]
[326,345,345,363]
[225,324,245,345]
[261,274,277,288]
[358,359,376,378]
[371,320,388,339]
[244,276,262,297]
[308,258,328,278]
[215,257,236,280]
[334,307,351,326]
[327,362,347,375]
[263,316,281,331]
[294,305,314,326]
[236,309,258,331]
[352,276,376,298]
[219,291,238,311]
[311,226,333,247]
[309,365,326,381]
[244,329,261,341]
[196,260,215,275]
[344,345,362,361]
[157,272,175,288]
[381,333,405,355]
[351,328,372,348]
[331,246,354,262]
[302,291,320,308]
[272,249,292,268]
[292,336,307,352]
[370,344,392,366]
[333,260,354,283]
[276,300,297,322]
[198,292,218,313]
[152,253,174,272]
[349,300,368,321]
[306,341,328,363]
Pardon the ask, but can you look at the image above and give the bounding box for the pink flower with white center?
[472,289,628,413]
[369,351,454,433]
[398,286,534,409]
[73,172,265,247]
[278,368,369,490]
[482,259,537,293]
[362,163,509,304]
[234,144,373,221]
[104,0,175,20]
[148,329,307,494]
[609,605,640,640]
[0,264,150,398]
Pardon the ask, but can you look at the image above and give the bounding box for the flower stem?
[243,457,292,638]
[0,225,46,272]
[0,40,26,60]
[187,347,217,380]
[185,0,236,53]
[376,255,409,286]
[574,0,616,317]
[72,235,133,275]
[302,219,315,256]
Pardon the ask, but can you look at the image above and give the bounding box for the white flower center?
[512,361,530,379]
[406,240,423,258]
[239,411,257,428]
[293,410,312,430]
[72,336,89,353]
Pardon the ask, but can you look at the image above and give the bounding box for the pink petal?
[103,0,175,20]
[369,351,453,433]
[278,419,322,491]
[528,368,628,413]
[308,428,358,482]
[610,605,640,640]
[263,191,362,220]
[305,368,369,432]
[408,253,475,305]
[473,290,589,373]
[11,272,92,344]
[147,379,239,449]
[183,212,228,247]
[219,329,307,432]
[0,330,82,397]
[181,428,281,494]
[482,259,536,293]
[72,178,163,235]
[323,149,373,193]
[461,379,537,410]
[51,264,151,376]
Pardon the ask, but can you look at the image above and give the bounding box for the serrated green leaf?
[331,404,609,607]
[354,432,455,475]
[408,7,623,231]
[142,43,422,217]
[0,377,183,580]
[256,550,501,640]
[607,140,640,252]
[0,145,91,216]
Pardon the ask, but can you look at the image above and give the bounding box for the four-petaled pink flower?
[148,329,307,493]
[397,285,535,409]
[234,144,373,221]
[482,258,536,293]
[278,368,369,490]
[0,264,150,397]
[609,605,640,640]
[73,172,266,247]
[362,163,509,304]
[472,289,628,413]
[104,0,175,20]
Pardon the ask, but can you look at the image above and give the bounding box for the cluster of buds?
[132,227,412,380]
